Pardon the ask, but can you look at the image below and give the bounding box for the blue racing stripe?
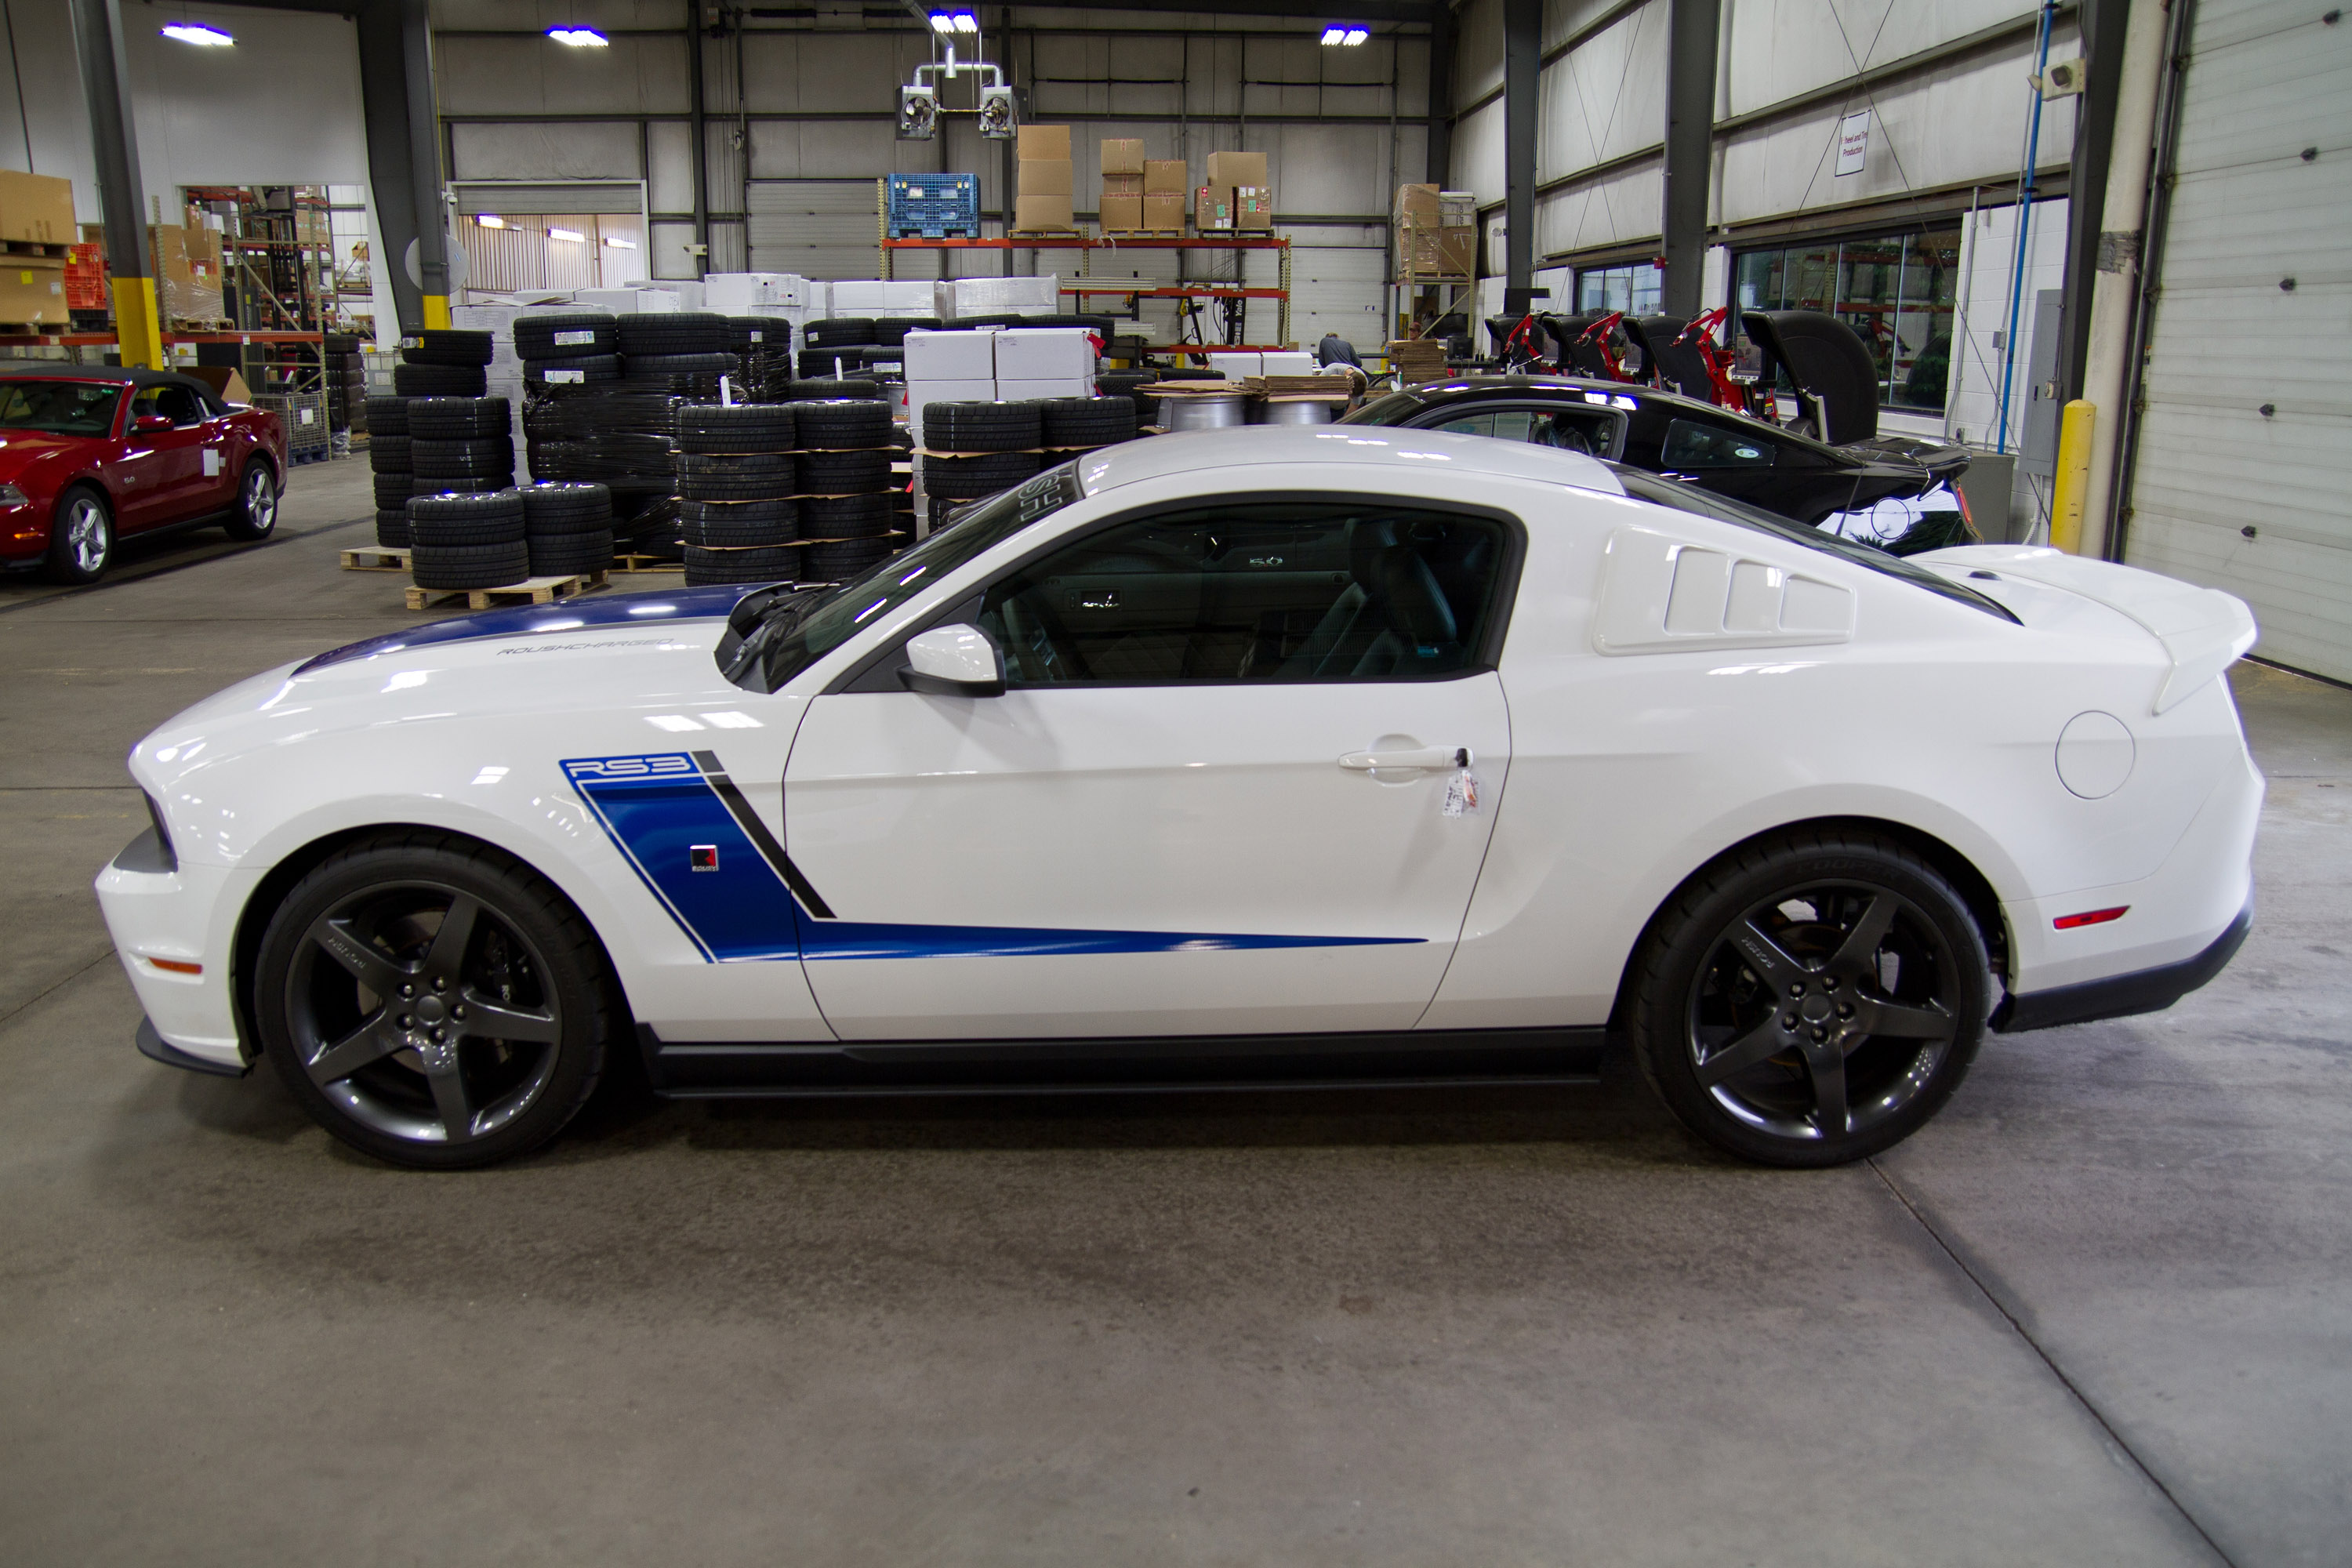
[796,922,1419,961]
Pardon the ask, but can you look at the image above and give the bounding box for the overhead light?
[603,234,637,249]
[1343,27,1369,44]
[475,214,506,229]
[160,23,234,46]
[1320,26,1346,43]
[929,10,975,31]
[548,227,585,242]
[546,27,608,46]
[953,13,977,31]
[929,13,953,31]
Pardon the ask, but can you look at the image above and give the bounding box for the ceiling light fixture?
[475,214,506,228]
[548,227,586,242]
[161,23,235,46]
[602,234,637,249]
[953,12,978,31]
[1344,27,1369,43]
[929,12,953,31]
[546,27,608,46]
[1322,24,1367,44]
[928,10,976,31]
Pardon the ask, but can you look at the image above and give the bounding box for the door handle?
[1338,746,1469,772]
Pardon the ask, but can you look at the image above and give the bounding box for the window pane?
[1661,418,1776,469]
[1835,234,1904,396]
[1734,249,1782,310]
[1892,229,1960,411]
[978,503,1511,685]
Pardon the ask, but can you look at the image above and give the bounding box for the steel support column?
[688,0,710,274]
[1501,0,1537,296]
[1661,0,1718,316]
[357,0,424,336]
[2057,0,2126,403]
[1426,0,1454,185]
[401,0,449,328]
[67,0,161,367]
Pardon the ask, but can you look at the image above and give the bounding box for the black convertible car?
[1340,375,1973,553]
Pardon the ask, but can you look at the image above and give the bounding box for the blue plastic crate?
[887,173,982,239]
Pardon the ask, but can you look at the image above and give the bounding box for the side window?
[1661,417,1775,470]
[158,386,205,426]
[1430,412,1499,438]
[976,502,1512,686]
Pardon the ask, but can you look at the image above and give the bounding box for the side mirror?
[133,414,173,434]
[898,624,1006,697]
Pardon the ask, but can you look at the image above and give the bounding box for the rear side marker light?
[2053,906,2129,930]
[147,956,203,975]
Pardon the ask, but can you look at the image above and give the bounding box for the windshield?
[724,461,1087,692]
[1345,389,1432,427]
[1608,464,2017,623]
[0,380,122,437]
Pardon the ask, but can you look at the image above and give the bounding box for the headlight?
[0,485,27,507]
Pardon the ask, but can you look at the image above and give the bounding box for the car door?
[116,384,214,529]
[781,496,1520,1041]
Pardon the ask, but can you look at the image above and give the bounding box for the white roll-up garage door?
[2122,4,2352,682]
[747,180,935,281]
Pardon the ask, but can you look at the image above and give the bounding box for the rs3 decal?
[563,750,1420,964]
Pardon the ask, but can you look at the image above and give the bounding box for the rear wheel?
[45,485,112,583]
[254,833,611,1169]
[1628,829,1989,1166]
[222,458,278,541]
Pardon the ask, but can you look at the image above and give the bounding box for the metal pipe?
[1661,0,1719,316]
[1994,1,2055,455]
[2074,0,2168,559]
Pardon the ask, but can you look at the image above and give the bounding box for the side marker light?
[148,957,204,975]
[2053,906,2129,930]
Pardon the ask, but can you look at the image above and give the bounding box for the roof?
[0,364,228,408]
[1076,423,1625,500]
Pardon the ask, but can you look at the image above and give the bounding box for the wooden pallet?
[406,571,609,612]
[1097,230,1185,240]
[611,553,685,574]
[2,239,68,260]
[340,546,410,572]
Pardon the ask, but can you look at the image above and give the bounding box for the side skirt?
[640,1024,1606,1098]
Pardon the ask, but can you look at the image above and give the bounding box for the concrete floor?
[2,459,2347,1566]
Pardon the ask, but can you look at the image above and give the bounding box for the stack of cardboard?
[1100,139,1144,234]
[148,224,226,325]
[1203,152,1271,233]
[1143,161,1187,233]
[1015,125,1075,234]
[1395,184,1476,279]
[1385,338,1450,383]
[0,171,76,327]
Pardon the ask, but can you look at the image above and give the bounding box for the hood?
[133,584,761,793]
[0,428,101,477]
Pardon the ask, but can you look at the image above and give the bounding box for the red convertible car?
[0,366,287,583]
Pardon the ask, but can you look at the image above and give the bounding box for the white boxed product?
[908,379,1000,437]
[902,328,996,381]
[704,272,786,312]
[832,279,937,314]
[1207,351,1263,377]
[668,280,705,311]
[993,327,1095,381]
[997,376,1096,404]
[575,287,680,314]
[1258,350,1317,375]
[939,274,1061,318]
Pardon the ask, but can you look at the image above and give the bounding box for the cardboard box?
[833,278,938,313]
[1018,158,1073,198]
[1206,151,1267,190]
[0,257,67,325]
[1396,183,1442,226]
[993,326,1096,380]
[1102,172,1145,197]
[1100,191,1144,232]
[903,328,997,381]
[998,376,1095,403]
[577,287,679,313]
[1233,185,1272,230]
[1143,191,1185,230]
[1144,160,1189,195]
[938,275,1060,318]
[0,170,76,246]
[1400,225,1476,277]
[147,226,223,322]
[705,271,811,311]
[1100,138,1145,175]
[184,365,254,405]
[1207,352,1261,377]
[1014,191,1075,233]
[1196,187,1232,231]
[1260,350,1317,375]
[1017,124,1071,161]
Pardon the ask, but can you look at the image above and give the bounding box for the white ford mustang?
[96,427,2262,1169]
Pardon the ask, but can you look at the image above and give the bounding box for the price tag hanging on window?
[1442,748,1480,818]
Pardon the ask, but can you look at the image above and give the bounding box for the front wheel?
[46,485,113,583]
[253,832,611,1169]
[222,457,278,541]
[1628,829,1991,1167]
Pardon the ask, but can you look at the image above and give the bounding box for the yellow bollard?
[2050,397,2096,554]
[423,293,452,331]
[111,276,165,370]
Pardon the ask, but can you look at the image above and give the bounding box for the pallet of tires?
[920,400,1046,516]
[677,401,800,587]
[408,489,528,591]
[724,317,793,400]
[325,333,367,434]
[408,397,515,514]
[366,394,416,547]
[513,310,621,397]
[520,482,615,579]
[391,327,493,397]
[1039,395,1137,452]
[792,396,902,583]
[615,312,737,397]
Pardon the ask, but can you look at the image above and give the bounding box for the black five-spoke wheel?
[1632,829,1990,1166]
[256,833,608,1167]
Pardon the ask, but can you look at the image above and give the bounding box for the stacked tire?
[677,404,800,586]
[794,398,902,583]
[1040,396,1137,450]
[392,328,492,397]
[520,483,615,578]
[367,394,416,547]
[617,313,736,395]
[924,401,1044,529]
[513,311,620,397]
[408,397,515,503]
[325,333,368,438]
[408,491,528,591]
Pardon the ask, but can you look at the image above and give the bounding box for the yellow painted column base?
[111,277,165,370]
[2051,398,2096,555]
[422,293,452,331]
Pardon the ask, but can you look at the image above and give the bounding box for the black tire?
[623,350,737,380]
[684,543,801,584]
[366,394,413,436]
[724,316,789,353]
[401,328,495,367]
[785,378,881,402]
[368,434,412,472]
[926,450,1041,499]
[393,361,488,397]
[372,472,417,510]
[412,435,518,475]
[528,529,615,577]
[375,509,412,549]
[408,491,525,547]
[520,482,612,533]
[1040,396,1137,448]
[793,399,892,450]
[522,354,622,387]
[410,539,532,588]
[222,457,279,542]
[804,316,878,348]
[681,499,798,547]
[1627,828,1990,1168]
[408,397,513,441]
[797,448,893,495]
[678,469,797,502]
[674,403,796,451]
[802,536,894,581]
[514,312,619,359]
[251,830,611,1169]
[870,316,941,347]
[411,475,513,499]
[615,312,731,355]
[800,492,894,539]
[923,400,1043,452]
[45,484,113,584]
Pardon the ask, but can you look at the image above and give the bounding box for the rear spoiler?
[1920,546,2258,715]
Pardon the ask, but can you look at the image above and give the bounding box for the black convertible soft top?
[0,362,230,414]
